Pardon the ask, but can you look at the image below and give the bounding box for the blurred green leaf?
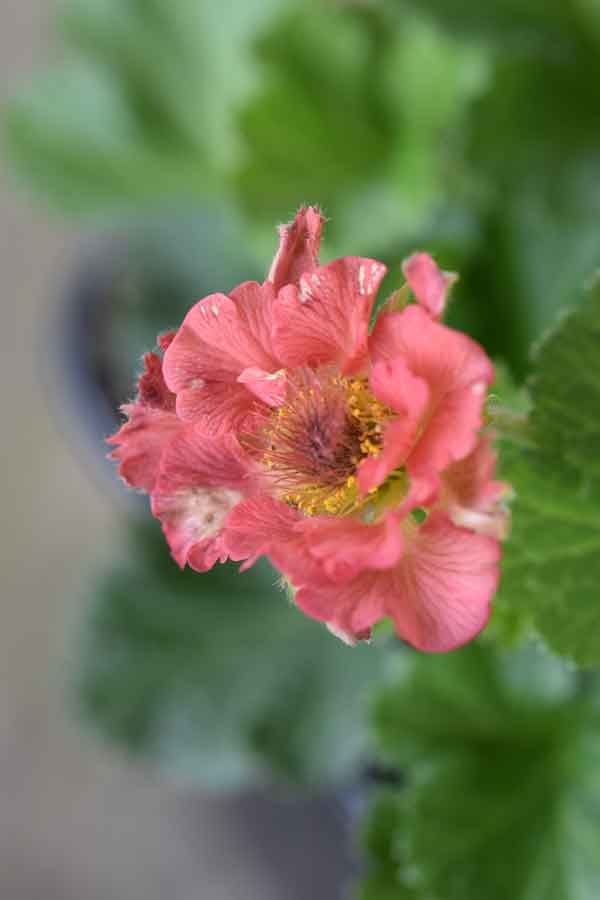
[373,643,577,765]
[527,279,600,469]
[75,522,386,789]
[461,49,600,372]
[234,4,388,246]
[361,642,600,900]
[58,0,286,167]
[398,0,581,47]
[235,4,489,259]
[575,0,600,40]
[384,22,487,181]
[4,0,285,214]
[5,57,202,216]
[358,792,420,900]
[488,360,530,418]
[497,280,600,665]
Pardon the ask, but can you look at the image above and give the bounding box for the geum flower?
[109,207,510,652]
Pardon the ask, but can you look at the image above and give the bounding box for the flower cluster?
[109,208,510,651]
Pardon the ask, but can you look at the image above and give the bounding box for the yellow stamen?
[253,370,404,519]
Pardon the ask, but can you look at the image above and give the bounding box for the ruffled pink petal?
[157,331,176,353]
[368,356,430,417]
[295,512,498,651]
[295,572,386,640]
[107,343,181,492]
[107,406,181,492]
[370,305,493,474]
[410,383,487,477]
[226,497,404,584]
[357,421,417,496]
[273,257,387,374]
[163,281,279,394]
[152,488,241,571]
[298,512,404,583]
[137,343,177,411]
[273,514,403,639]
[155,425,251,494]
[228,280,280,366]
[402,253,457,320]
[267,206,325,291]
[151,425,252,569]
[442,435,512,539]
[224,495,307,571]
[238,366,287,407]
[387,512,499,651]
[357,358,430,494]
[175,381,258,431]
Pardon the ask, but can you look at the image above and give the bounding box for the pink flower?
[108,207,510,652]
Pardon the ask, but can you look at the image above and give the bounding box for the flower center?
[252,368,393,516]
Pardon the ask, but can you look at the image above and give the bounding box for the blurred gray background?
[0,6,242,899]
[0,6,347,899]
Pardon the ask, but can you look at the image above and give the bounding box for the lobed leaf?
[361,642,600,900]
[234,5,489,260]
[74,522,386,789]
[497,282,600,665]
[4,0,285,214]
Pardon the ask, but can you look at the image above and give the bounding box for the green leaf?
[340,15,489,258]
[358,792,421,900]
[497,281,600,665]
[234,4,388,246]
[74,522,386,789]
[528,279,600,469]
[575,0,600,41]
[458,45,600,374]
[58,0,286,168]
[4,0,285,214]
[234,5,489,260]
[362,642,600,900]
[5,58,201,216]
[398,0,581,47]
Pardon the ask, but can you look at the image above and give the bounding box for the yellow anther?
[252,369,401,520]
